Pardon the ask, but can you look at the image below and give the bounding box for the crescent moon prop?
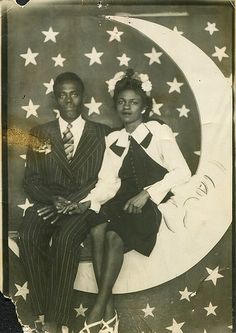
[74,17,232,293]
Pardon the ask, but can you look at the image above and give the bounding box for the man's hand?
[37,205,59,224]
[63,201,91,215]
[124,190,150,214]
[51,196,71,213]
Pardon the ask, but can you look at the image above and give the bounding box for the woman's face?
[116,89,144,126]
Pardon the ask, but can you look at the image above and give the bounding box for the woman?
[66,69,191,333]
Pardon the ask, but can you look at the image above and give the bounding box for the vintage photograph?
[1,1,233,332]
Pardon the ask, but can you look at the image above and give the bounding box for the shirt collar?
[58,115,85,133]
[116,123,150,148]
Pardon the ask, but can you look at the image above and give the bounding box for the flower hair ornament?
[106,69,152,97]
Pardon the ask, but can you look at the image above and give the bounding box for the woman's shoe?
[79,319,103,333]
[100,312,119,333]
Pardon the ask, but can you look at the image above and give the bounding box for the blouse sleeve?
[145,124,191,205]
[81,136,121,213]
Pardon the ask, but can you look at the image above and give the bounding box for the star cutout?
[53,109,60,118]
[152,99,163,116]
[42,27,59,43]
[205,266,224,285]
[20,48,39,66]
[167,78,184,93]
[74,304,88,317]
[145,47,163,65]
[166,318,185,333]
[204,302,218,316]
[52,54,66,67]
[21,99,40,118]
[179,287,194,301]
[85,47,103,66]
[85,97,102,116]
[43,79,54,95]
[107,26,124,42]
[173,26,184,35]
[212,46,229,62]
[205,22,219,35]
[17,198,34,216]
[117,53,131,66]
[177,105,190,118]
[141,303,155,318]
[14,282,29,301]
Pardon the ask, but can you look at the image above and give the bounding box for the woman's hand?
[124,190,150,214]
[62,201,91,215]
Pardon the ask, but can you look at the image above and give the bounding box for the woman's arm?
[144,124,191,205]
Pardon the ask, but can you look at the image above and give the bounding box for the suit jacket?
[24,118,109,205]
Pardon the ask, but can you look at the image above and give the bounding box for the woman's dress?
[88,134,171,257]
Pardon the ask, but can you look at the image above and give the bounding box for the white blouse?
[82,121,191,212]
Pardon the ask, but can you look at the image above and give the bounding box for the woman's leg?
[90,224,115,321]
[87,230,124,330]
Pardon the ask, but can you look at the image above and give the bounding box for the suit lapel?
[49,120,74,178]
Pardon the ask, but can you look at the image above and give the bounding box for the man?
[18,72,109,333]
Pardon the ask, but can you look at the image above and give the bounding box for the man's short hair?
[53,72,84,94]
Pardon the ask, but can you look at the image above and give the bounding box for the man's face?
[55,80,83,122]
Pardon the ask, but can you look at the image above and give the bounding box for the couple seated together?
[18,69,191,333]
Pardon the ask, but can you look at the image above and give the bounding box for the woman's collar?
[116,122,150,147]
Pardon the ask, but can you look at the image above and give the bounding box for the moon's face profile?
[75,17,231,294]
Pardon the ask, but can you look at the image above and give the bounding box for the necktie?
[63,123,74,162]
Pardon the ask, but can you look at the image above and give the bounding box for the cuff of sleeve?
[80,195,101,213]
[146,186,169,206]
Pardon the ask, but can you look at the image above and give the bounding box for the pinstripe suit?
[18,118,108,325]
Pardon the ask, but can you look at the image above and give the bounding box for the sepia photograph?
[1,0,233,332]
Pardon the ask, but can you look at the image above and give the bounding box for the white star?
[74,304,88,317]
[145,47,163,65]
[141,303,155,318]
[205,266,224,285]
[166,318,185,333]
[204,302,218,316]
[42,27,59,43]
[85,97,102,116]
[20,48,39,66]
[173,26,183,35]
[17,198,34,216]
[177,105,190,118]
[53,109,60,118]
[21,99,40,118]
[43,79,54,95]
[167,78,184,93]
[20,154,26,160]
[52,54,66,67]
[179,287,194,301]
[117,53,131,66]
[152,99,163,116]
[85,47,103,66]
[205,22,219,35]
[212,46,229,62]
[14,282,29,301]
[107,26,124,42]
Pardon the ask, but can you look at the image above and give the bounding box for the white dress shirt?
[82,121,191,212]
[58,116,85,156]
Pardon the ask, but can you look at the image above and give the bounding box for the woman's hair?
[113,69,153,122]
